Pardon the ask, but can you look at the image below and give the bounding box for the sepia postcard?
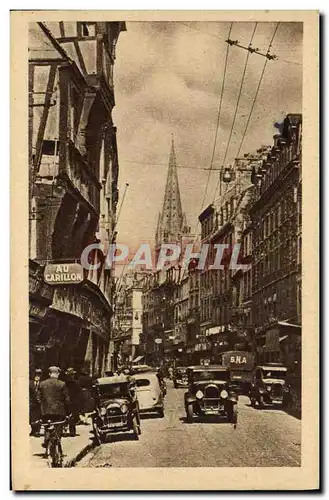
[11,10,319,491]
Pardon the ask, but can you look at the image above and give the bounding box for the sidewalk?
[30,422,94,468]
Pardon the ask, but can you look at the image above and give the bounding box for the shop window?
[42,140,57,156]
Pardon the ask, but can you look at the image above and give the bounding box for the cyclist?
[38,366,70,452]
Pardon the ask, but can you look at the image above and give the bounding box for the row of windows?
[259,146,297,195]
[201,197,236,240]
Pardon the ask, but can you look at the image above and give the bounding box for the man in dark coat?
[77,368,95,416]
[38,366,70,448]
[29,368,42,436]
[64,367,83,436]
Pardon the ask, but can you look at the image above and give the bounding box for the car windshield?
[97,382,130,398]
[192,370,229,382]
[261,369,286,379]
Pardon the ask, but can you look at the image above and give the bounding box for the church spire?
[156,137,185,249]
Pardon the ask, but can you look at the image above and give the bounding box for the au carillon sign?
[44,263,84,285]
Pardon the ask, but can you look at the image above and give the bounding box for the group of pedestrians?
[29,365,94,444]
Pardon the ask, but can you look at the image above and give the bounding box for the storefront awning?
[132,355,144,363]
[278,321,301,330]
[206,326,221,335]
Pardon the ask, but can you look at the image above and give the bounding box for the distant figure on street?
[77,368,95,417]
[168,366,174,380]
[29,368,42,436]
[37,366,70,449]
[65,367,83,436]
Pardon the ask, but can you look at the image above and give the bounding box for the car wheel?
[186,404,193,423]
[132,416,139,440]
[92,423,103,446]
[258,395,264,409]
[158,408,165,418]
[228,404,238,424]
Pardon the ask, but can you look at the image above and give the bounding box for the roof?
[133,372,158,380]
[95,375,131,385]
[257,365,288,371]
[188,365,228,372]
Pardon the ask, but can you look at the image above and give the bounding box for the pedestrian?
[37,366,70,450]
[65,367,83,436]
[168,366,174,380]
[77,368,95,420]
[29,368,42,436]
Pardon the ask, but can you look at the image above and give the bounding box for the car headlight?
[267,385,271,392]
[220,390,228,399]
[121,404,128,414]
[196,390,204,399]
[100,407,107,416]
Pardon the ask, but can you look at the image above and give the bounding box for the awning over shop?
[278,321,301,330]
[132,355,144,363]
[206,326,221,335]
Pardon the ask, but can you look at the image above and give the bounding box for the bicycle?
[42,417,68,468]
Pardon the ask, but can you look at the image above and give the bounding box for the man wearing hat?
[64,367,83,436]
[29,368,42,436]
[37,366,71,448]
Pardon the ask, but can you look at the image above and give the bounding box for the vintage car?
[91,375,141,445]
[184,365,238,423]
[134,372,165,417]
[173,366,188,388]
[249,364,291,408]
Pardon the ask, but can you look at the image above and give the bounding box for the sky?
[112,21,303,253]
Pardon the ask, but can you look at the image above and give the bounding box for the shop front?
[29,261,113,378]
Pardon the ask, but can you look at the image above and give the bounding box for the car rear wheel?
[186,404,193,423]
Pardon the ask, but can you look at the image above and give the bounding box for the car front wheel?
[258,395,264,408]
[228,404,238,424]
[92,423,104,446]
[186,404,193,423]
[132,416,140,440]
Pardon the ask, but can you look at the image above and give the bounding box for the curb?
[64,440,95,468]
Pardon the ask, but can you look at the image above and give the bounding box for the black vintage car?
[249,364,291,408]
[91,375,141,445]
[173,366,188,388]
[184,365,238,424]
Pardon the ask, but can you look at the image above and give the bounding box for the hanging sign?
[44,263,84,285]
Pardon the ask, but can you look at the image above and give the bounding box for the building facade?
[250,114,302,368]
[196,168,255,363]
[28,21,126,377]
[112,270,148,366]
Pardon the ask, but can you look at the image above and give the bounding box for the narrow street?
[77,380,301,468]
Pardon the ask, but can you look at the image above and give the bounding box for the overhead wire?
[235,22,280,160]
[198,21,233,214]
[179,21,301,67]
[213,22,258,201]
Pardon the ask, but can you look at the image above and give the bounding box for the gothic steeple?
[156,137,187,249]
